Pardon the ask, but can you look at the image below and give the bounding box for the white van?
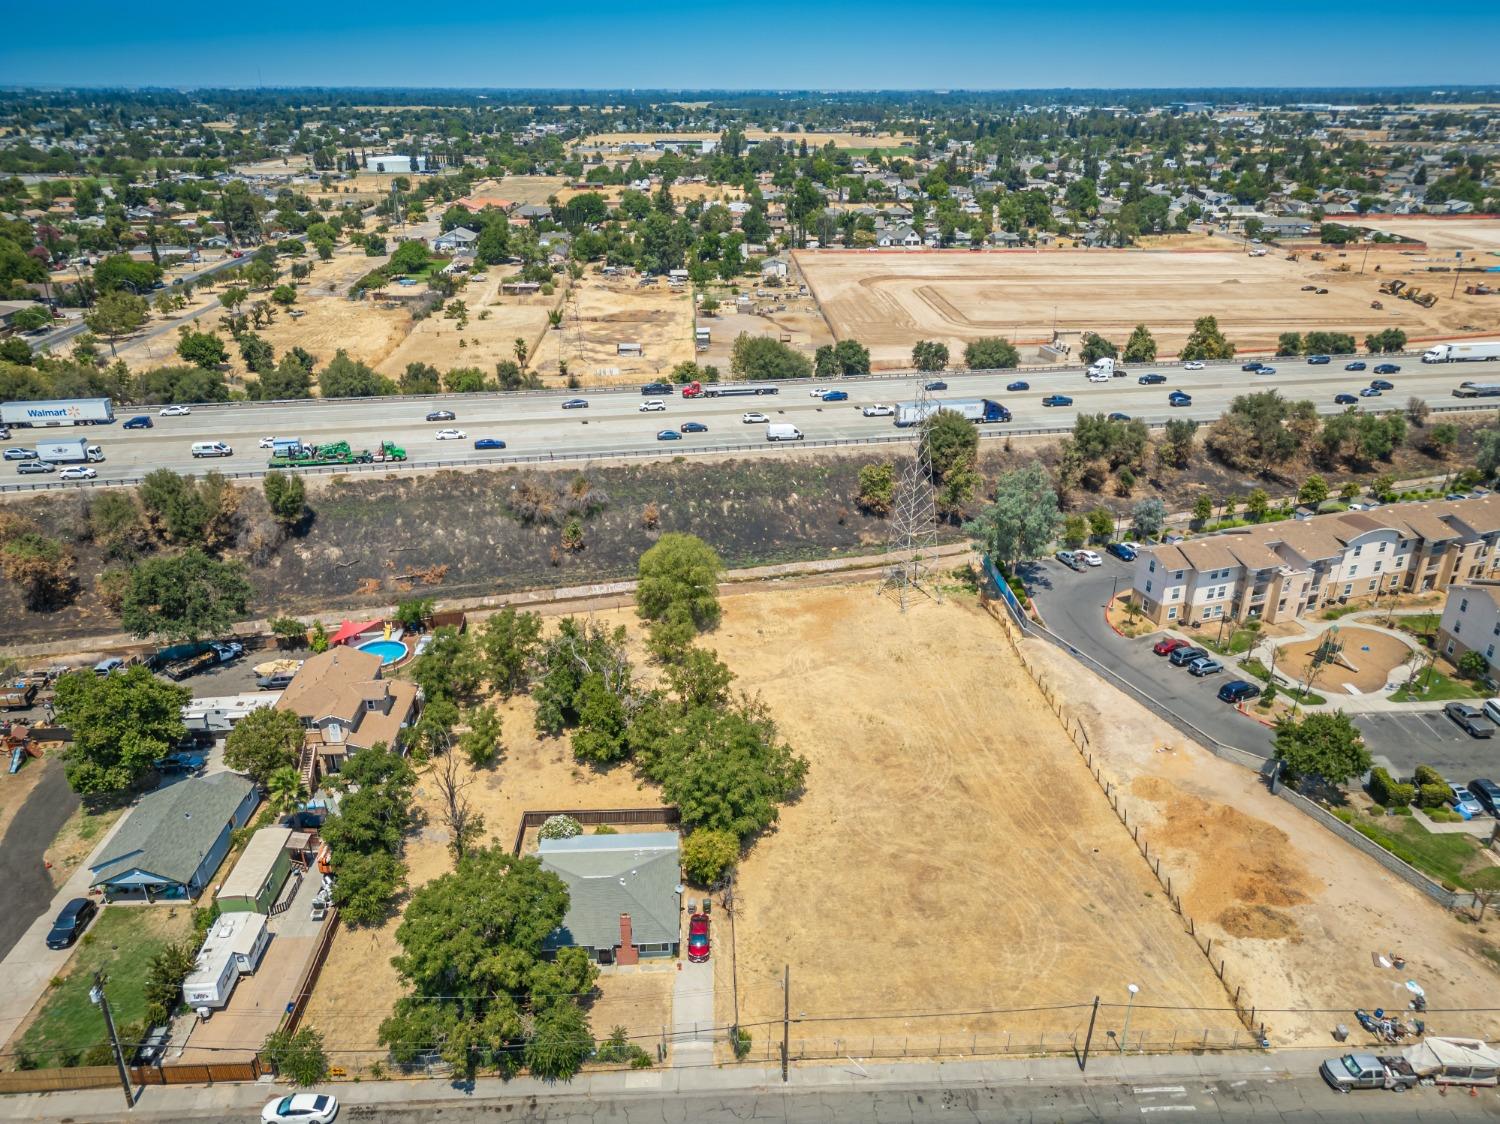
[765,423,803,442]
[1483,698,1500,727]
[191,441,233,458]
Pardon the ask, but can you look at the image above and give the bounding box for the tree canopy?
[1273,711,1371,786]
[120,549,252,641]
[224,705,305,787]
[964,463,1060,569]
[54,667,189,796]
[636,533,723,632]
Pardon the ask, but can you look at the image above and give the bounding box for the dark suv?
[46,898,97,949]
[1168,645,1208,667]
[1218,680,1262,704]
[641,382,672,396]
[1469,778,1500,816]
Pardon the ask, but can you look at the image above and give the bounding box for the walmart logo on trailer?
[26,406,80,418]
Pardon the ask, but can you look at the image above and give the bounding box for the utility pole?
[1078,995,1100,1071]
[89,972,134,1109]
[780,965,790,1082]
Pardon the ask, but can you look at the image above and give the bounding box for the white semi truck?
[1422,340,1500,363]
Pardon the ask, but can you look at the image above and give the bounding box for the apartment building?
[1436,581,1500,667]
[1131,497,1500,628]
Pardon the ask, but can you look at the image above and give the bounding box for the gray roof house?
[89,773,258,902]
[432,226,479,255]
[539,832,682,964]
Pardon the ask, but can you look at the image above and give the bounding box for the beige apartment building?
[1131,496,1500,628]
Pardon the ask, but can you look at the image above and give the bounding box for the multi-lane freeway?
[5,355,1500,488]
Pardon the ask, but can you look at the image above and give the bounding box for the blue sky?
[3,1,1498,89]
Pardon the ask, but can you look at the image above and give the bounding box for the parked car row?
[1152,636,1229,680]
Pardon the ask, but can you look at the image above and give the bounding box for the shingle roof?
[539,833,681,952]
[90,773,255,888]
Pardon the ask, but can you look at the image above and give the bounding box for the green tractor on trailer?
[268,440,407,468]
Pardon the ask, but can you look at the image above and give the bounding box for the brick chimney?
[616,913,638,965]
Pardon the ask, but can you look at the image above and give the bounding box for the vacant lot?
[1339,216,1500,255]
[557,272,694,382]
[707,585,1236,1057]
[798,246,1500,367]
[377,271,555,379]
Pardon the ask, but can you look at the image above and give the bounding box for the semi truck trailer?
[681,380,780,398]
[895,399,1012,427]
[1423,341,1500,363]
[0,398,115,427]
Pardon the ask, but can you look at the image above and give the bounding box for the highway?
[4,355,1500,488]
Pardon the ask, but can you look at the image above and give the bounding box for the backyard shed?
[217,826,294,913]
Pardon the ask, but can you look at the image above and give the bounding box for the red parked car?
[1153,637,1189,656]
[687,913,710,962]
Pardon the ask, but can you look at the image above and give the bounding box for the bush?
[1369,766,1414,808]
[539,814,582,840]
[680,828,739,885]
[1413,763,1445,788]
[1417,782,1450,809]
[1458,649,1490,680]
[730,1027,753,1060]
[594,1025,653,1068]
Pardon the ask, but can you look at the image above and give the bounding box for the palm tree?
[266,766,307,815]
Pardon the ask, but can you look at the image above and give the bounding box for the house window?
[1368,579,1377,592]
[1145,580,1153,594]
[1489,645,1496,661]
[1175,571,1184,580]
[1213,606,1223,617]
[1492,622,1499,637]
[1373,562,1382,574]
[1455,621,1462,635]
[1353,545,1362,557]
[1167,607,1177,619]
[1462,597,1470,613]
[1149,560,1156,573]
[1277,599,1287,611]
[1171,588,1181,600]
[1447,639,1456,655]
[1343,584,1352,596]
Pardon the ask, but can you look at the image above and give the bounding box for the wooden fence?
[0,1057,262,1095]
[511,806,679,855]
[281,908,341,1036]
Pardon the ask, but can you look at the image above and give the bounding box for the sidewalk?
[0,1048,1311,1122]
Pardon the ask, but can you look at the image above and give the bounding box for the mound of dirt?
[1218,904,1300,940]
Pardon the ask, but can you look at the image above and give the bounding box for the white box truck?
[1423,341,1500,363]
[0,398,115,427]
[34,438,104,464]
[766,423,804,442]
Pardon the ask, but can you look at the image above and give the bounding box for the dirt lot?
[707,585,1236,1057]
[376,271,555,378]
[553,272,694,382]
[1274,626,1417,695]
[797,244,1500,367]
[1019,632,1500,1046]
[1337,216,1500,255]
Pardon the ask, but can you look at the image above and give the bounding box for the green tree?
[175,330,229,367]
[963,337,1020,370]
[319,348,397,397]
[1273,711,1371,786]
[1246,488,1271,521]
[1061,513,1088,548]
[262,471,306,527]
[270,284,297,307]
[525,1001,595,1081]
[571,674,630,764]
[921,410,980,483]
[223,705,306,787]
[120,549,252,641]
[478,607,543,695]
[83,291,148,357]
[235,329,274,371]
[856,462,896,516]
[964,463,1060,569]
[458,704,503,769]
[1299,474,1329,505]
[1121,324,1158,363]
[1458,649,1490,680]
[411,626,484,704]
[729,333,812,380]
[399,362,442,395]
[1158,418,1198,469]
[1192,494,1213,523]
[262,1026,330,1087]
[911,340,949,371]
[53,667,189,796]
[1276,331,1303,357]
[636,533,723,632]
[389,240,430,275]
[392,597,435,631]
[1132,497,1167,538]
[680,828,740,885]
[1079,332,1118,364]
[1179,315,1236,361]
[1087,507,1113,542]
[266,766,308,815]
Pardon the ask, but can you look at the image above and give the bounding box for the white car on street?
[809,387,829,397]
[59,466,97,480]
[742,411,769,423]
[1183,361,1205,371]
[158,404,192,416]
[639,400,666,412]
[259,436,276,449]
[433,428,467,440]
[1077,549,1103,567]
[862,404,894,417]
[261,1093,339,1123]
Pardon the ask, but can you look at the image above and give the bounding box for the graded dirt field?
[1334,216,1500,255]
[376,271,555,378]
[1274,626,1417,696]
[706,585,1238,1059]
[797,245,1500,367]
[551,272,695,382]
[1019,633,1500,1047]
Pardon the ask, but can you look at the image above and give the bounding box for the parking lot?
[1025,557,1500,785]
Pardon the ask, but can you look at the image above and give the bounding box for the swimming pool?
[357,639,409,665]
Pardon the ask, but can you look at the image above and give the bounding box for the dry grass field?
[797,246,1500,367]
[550,273,695,382]
[376,271,556,378]
[1337,216,1500,255]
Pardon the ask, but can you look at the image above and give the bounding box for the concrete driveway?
[0,757,79,961]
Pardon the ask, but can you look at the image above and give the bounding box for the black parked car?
[1468,777,1500,816]
[1168,645,1209,667]
[1217,680,1262,704]
[46,898,97,950]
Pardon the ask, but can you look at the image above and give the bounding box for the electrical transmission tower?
[881,381,942,612]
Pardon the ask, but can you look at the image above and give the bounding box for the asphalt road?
[5,356,1500,488]
[0,757,78,961]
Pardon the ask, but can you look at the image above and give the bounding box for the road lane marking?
[1133,1087,1186,1094]
[1139,1108,1196,1114]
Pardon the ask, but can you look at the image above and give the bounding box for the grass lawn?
[1392,611,1441,640]
[1200,626,1262,656]
[1337,809,1490,890]
[1389,667,1482,703]
[1240,659,1326,705]
[17,906,194,1067]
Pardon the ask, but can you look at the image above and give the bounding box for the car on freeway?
[862,404,894,417]
[59,466,96,480]
[639,400,666,412]
[808,387,830,397]
[45,898,97,950]
[924,380,948,391]
[158,404,192,417]
[1183,361,1205,371]
[4,448,37,460]
[473,438,506,450]
[1345,361,1367,371]
[1153,637,1190,656]
[1188,656,1224,677]
[425,409,456,422]
[1041,394,1073,407]
[742,412,769,423]
[1334,393,1358,405]
[1007,380,1030,392]
[1168,391,1193,407]
[1371,379,1395,391]
[1218,680,1261,704]
[16,461,55,474]
[433,428,466,440]
[1359,387,1382,398]
[561,398,589,409]
[1054,550,1086,572]
[681,421,708,433]
[656,429,682,441]
[261,1093,340,1124]
[1241,361,1265,372]
[1107,412,1131,422]
[1307,355,1331,365]
[1257,366,1276,375]
[1076,549,1103,567]
[1469,778,1500,816]
[258,437,276,449]
[688,913,711,963]
[1445,702,1494,739]
[1138,373,1167,385]
[1449,784,1485,820]
[1168,645,1209,667]
[123,415,153,429]
[1107,542,1137,562]
[820,389,849,402]
[1374,363,1401,375]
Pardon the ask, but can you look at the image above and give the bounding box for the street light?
[1119,983,1141,1053]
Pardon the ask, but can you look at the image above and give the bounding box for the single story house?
[539,832,682,964]
[216,826,295,913]
[432,226,479,255]
[275,647,420,781]
[89,773,259,902]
